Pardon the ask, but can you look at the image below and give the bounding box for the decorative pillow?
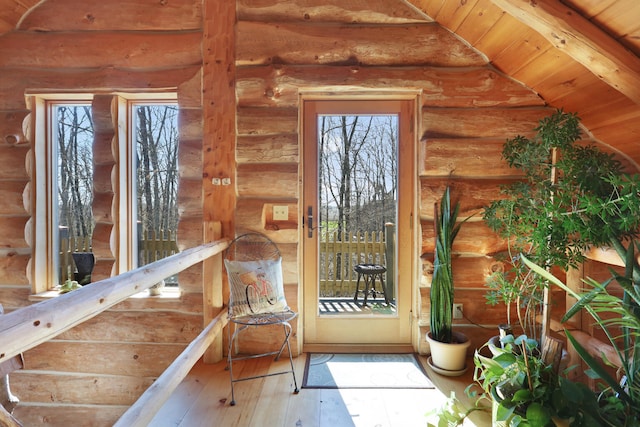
[224,258,289,318]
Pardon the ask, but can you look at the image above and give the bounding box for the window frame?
[30,92,178,294]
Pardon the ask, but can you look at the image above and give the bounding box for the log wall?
[234,1,549,354]
[0,0,631,424]
[0,0,206,424]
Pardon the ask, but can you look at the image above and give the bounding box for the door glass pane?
[317,114,398,316]
[56,104,95,286]
[133,104,179,286]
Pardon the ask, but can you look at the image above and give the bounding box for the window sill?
[29,286,182,302]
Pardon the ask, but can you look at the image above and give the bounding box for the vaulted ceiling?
[1,0,639,168]
[406,0,640,169]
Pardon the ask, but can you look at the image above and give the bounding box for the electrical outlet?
[273,205,289,221]
[453,303,463,319]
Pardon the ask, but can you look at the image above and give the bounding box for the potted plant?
[483,109,640,342]
[523,250,640,426]
[427,186,471,374]
[473,333,605,427]
[72,251,95,285]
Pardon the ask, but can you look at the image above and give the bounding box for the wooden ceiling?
[405,0,640,169]
[1,0,639,168]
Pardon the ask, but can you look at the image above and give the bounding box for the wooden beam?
[0,240,229,364]
[202,221,223,363]
[0,403,21,427]
[491,0,640,105]
[202,0,236,237]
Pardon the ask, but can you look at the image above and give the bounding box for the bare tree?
[57,105,94,242]
[135,105,179,237]
[319,114,397,235]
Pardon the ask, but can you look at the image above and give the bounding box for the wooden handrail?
[0,239,229,364]
[114,310,229,427]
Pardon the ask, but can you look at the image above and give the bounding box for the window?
[31,94,178,293]
[55,102,95,285]
[132,103,179,285]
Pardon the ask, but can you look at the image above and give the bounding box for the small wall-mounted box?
[273,205,289,221]
[262,203,297,230]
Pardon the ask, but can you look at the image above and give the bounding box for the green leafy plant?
[523,249,640,427]
[59,278,81,294]
[430,186,465,343]
[426,390,489,427]
[474,334,605,427]
[483,109,640,339]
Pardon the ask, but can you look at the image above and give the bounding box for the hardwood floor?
[148,353,491,427]
[149,354,491,427]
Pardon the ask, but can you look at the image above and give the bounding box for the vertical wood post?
[385,223,396,300]
[203,221,223,363]
[202,0,236,237]
[565,264,584,380]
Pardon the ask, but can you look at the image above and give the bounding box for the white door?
[301,96,418,351]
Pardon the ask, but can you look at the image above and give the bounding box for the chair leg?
[274,322,291,361]
[363,275,372,306]
[284,326,299,394]
[227,319,299,405]
[379,273,389,304]
[227,322,237,406]
[353,273,362,302]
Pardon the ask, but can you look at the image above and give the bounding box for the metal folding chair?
[223,232,299,405]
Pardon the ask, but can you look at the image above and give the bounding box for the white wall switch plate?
[273,205,288,221]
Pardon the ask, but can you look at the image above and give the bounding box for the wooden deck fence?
[60,226,395,295]
[319,224,395,299]
[59,228,179,284]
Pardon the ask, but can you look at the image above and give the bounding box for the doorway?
[301,96,418,351]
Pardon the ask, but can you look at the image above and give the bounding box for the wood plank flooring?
[148,354,491,427]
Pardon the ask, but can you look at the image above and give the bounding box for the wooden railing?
[319,224,395,298]
[0,238,229,427]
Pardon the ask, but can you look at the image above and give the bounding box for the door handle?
[307,206,313,238]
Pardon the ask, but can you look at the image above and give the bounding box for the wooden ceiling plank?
[589,1,640,38]
[588,124,640,157]
[491,0,640,105]
[583,100,640,130]
[431,0,480,32]
[492,28,552,76]
[619,18,640,58]
[473,13,521,59]
[544,77,619,113]
[454,0,506,47]
[579,94,635,120]
[511,49,567,85]
[532,63,598,104]
[405,0,446,20]
[561,0,617,20]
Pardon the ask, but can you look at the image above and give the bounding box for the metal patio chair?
[223,232,299,406]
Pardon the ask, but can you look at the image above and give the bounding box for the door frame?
[298,90,421,353]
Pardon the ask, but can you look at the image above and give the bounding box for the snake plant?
[430,186,464,343]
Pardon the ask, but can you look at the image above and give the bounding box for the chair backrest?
[223,233,289,318]
[224,232,280,262]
